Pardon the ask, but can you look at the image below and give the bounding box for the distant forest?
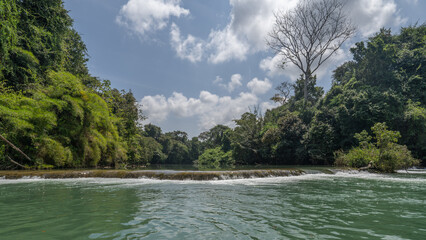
[0,0,424,170]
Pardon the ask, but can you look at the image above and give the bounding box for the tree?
[270,82,293,105]
[292,74,324,104]
[198,125,231,149]
[401,101,426,162]
[188,137,202,161]
[267,0,355,103]
[17,0,72,72]
[274,112,308,164]
[232,111,264,164]
[350,29,397,89]
[165,140,190,164]
[305,108,337,164]
[320,25,426,162]
[127,135,163,167]
[165,131,188,144]
[144,124,162,141]
[63,29,89,76]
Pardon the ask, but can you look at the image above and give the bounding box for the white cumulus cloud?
[214,74,243,92]
[259,55,286,77]
[168,0,298,64]
[171,0,407,66]
[213,76,223,84]
[228,74,243,92]
[227,0,298,51]
[207,25,250,64]
[118,0,409,64]
[261,101,281,112]
[139,95,169,122]
[116,0,189,36]
[140,80,276,131]
[247,77,272,95]
[346,0,407,37]
[170,23,204,62]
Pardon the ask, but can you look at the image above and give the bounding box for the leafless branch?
[267,0,356,102]
[270,82,293,105]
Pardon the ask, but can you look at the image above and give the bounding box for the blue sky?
[63,0,425,137]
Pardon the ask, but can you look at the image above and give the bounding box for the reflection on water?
[0,173,426,239]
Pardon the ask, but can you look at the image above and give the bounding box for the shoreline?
[0,168,422,181]
[0,169,312,180]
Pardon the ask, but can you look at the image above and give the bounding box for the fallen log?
[6,155,28,169]
[359,161,373,171]
[0,133,32,161]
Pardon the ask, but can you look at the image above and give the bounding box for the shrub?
[335,147,379,168]
[36,137,72,167]
[195,147,234,169]
[335,122,420,172]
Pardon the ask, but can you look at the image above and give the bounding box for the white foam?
[396,169,426,174]
[0,171,425,186]
[331,171,426,184]
[205,173,332,185]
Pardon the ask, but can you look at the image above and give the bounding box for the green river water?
[0,171,425,239]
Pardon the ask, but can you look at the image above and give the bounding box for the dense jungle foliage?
[0,0,139,168]
[0,1,424,171]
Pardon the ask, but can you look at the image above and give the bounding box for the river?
[0,171,425,239]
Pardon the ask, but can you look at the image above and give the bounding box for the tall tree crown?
[268,0,356,102]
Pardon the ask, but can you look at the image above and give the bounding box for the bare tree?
[270,81,293,105]
[267,0,355,103]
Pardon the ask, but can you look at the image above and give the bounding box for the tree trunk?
[303,75,308,103]
[6,156,28,169]
[0,134,32,161]
[303,70,310,104]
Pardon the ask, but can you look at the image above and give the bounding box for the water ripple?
[0,172,425,239]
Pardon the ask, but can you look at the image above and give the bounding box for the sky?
[63,0,425,137]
